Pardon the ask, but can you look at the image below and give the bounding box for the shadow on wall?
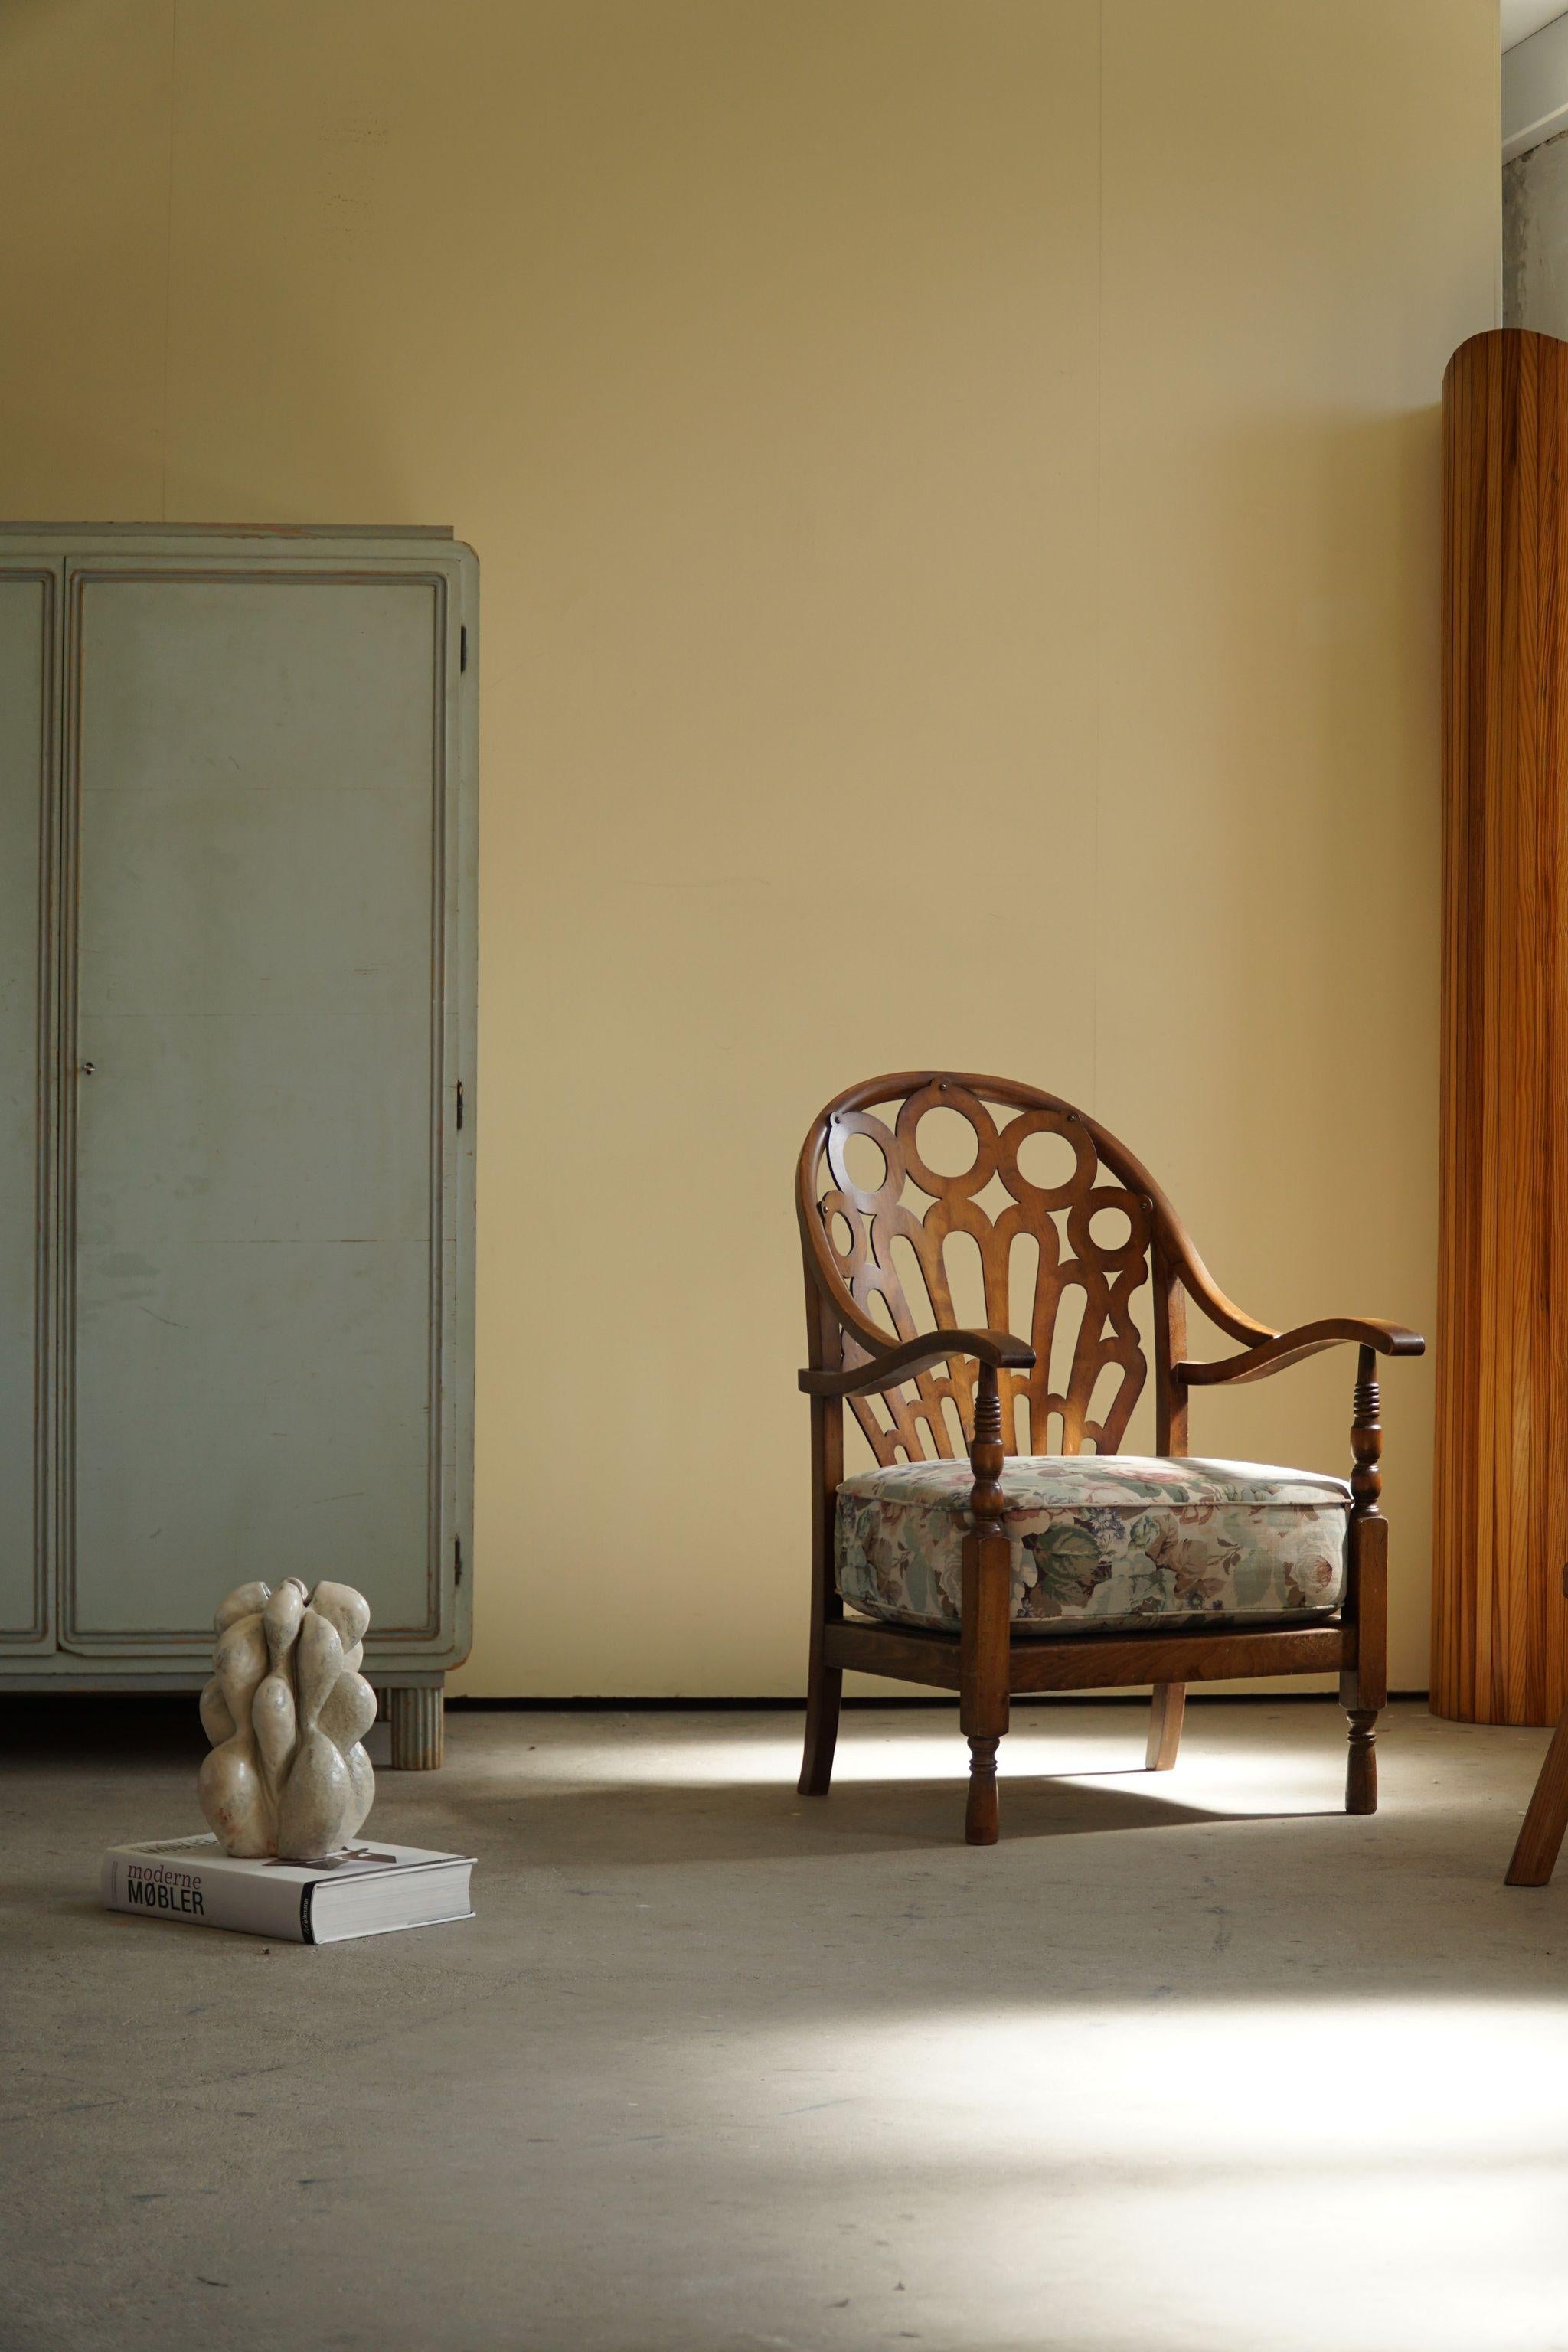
[1506,129,1568,336]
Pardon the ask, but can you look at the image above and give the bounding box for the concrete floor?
[6,1697,1568,2352]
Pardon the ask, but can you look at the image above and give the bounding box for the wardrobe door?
[0,570,54,1649]
[64,567,449,1654]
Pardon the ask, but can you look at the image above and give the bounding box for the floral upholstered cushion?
[835,1455,1350,1635]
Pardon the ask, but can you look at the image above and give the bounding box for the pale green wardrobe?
[0,527,476,1766]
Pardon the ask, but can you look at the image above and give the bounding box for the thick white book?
[100,1834,475,1945]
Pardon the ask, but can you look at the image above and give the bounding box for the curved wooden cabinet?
[0,526,477,1763]
[1435,332,1568,1725]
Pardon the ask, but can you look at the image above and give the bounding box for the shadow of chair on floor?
[460,1765,1329,1867]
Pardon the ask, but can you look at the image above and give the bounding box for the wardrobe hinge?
[459,626,468,673]
[456,1080,464,1129]
[454,1536,463,1586]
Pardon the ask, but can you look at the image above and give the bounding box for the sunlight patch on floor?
[494,1710,1385,1818]
[671,1997,1568,2352]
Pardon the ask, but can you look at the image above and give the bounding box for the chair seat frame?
[795,1070,1423,1844]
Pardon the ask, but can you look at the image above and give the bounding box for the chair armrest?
[799,1328,1036,1400]
[1178,1317,1424,1389]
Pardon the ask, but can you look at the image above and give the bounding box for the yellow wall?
[0,1,1498,1694]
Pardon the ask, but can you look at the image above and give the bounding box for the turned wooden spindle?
[970,1359,1005,1520]
[960,1359,1010,1844]
[1350,1359,1382,1515]
[1341,1345,1387,1815]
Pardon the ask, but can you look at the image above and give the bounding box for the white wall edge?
[1505,10,1568,160]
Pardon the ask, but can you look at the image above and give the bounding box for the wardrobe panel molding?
[0,569,56,1648]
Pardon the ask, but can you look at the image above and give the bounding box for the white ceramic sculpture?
[198,1579,377,1860]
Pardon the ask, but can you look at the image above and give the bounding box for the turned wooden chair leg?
[1145,1681,1185,1770]
[799,1649,842,1795]
[1507,1703,1568,1885]
[959,1537,1009,1841]
[1344,1707,1379,1812]
[965,1730,1001,1841]
[1340,1350,1387,1816]
[960,1365,1011,1845]
[800,1383,844,1800]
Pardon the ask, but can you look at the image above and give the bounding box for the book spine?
[100,1854,312,1942]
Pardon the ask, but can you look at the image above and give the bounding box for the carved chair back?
[796,1073,1191,1465]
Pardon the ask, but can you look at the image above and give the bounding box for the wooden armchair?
[795,1073,1423,1844]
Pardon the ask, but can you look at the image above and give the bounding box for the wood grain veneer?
[1435,329,1568,1726]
